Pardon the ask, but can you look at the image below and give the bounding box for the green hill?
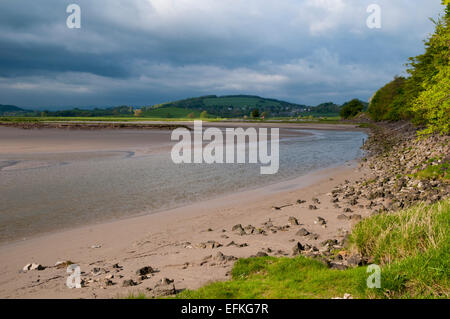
[0,104,32,116]
[142,95,309,118]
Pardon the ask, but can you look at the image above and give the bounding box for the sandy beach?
[0,122,370,298]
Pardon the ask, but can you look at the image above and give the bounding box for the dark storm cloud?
[0,0,444,108]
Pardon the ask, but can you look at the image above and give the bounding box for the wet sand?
[0,161,371,298]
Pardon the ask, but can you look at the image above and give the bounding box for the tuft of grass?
[350,200,449,264]
[349,199,449,298]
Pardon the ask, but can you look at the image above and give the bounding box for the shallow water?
[0,129,366,242]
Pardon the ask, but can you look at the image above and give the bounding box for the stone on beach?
[314,217,326,225]
[122,279,138,287]
[22,263,45,272]
[288,216,299,226]
[136,266,155,276]
[292,242,305,255]
[295,228,310,236]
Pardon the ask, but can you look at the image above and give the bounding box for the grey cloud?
[0,0,444,108]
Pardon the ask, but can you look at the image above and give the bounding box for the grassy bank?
[174,199,449,299]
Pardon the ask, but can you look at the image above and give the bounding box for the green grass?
[176,257,369,299]
[349,200,449,298]
[141,106,207,118]
[410,162,449,181]
[169,199,449,299]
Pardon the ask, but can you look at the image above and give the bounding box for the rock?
[308,205,318,210]
[161,278,174,285]
[350,214,362,221]
[329,263,348,270]
[314,217,326,225]
[136,266,155,276]
[232,224,246,236]
[197,240,222,248]
[288,216,299,226]
[347,254,364,267]
[295,228,310,236]
[91,267,107,276]
[292,242,305,255]
[321,239,338,247]
[153,278,176,296]
[337,214,350,220]
[102,278,114,286]
[232,224,243,231]
[226,241,248,248]
[122,279,138,287]
[215,252,237,262]
[306,233,320,240]
[54,261,74,269]
[296,199,306,204]
[22,263,45,272]
[244,225,256,234]
[312,198,320,204]
[207,241,222,249]
[343,208,353,213]
[254,251,268,257]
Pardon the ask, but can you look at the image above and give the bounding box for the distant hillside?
[1,97,369,119]
[0,104,32,116]
[142,95,309,117]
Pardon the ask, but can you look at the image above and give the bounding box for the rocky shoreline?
[295,121,449,270]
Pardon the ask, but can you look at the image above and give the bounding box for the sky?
[0,0,445,109]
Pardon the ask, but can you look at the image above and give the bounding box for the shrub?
[340,99,364,119]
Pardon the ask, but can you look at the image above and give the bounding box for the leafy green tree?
[200,110,208,118]
[411,3,449,135]
[340,99,364,119]
[251,108,260,118]
[368,77,409,121]
[368,2,449,135]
